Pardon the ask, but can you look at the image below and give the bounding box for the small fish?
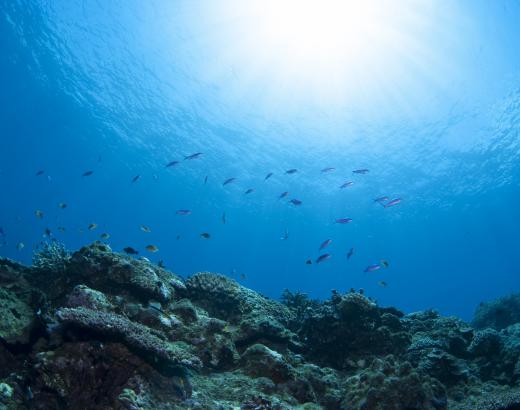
[374,196,389,203]
[340,181,354,189]
[157,260,165,268]
[335,218,353,224]
[278,191,289,199]
[289,198,302,206]
[58,203,67,209]
[364,264,381,273]
[123,247,139,255]
[44,228,52,237]
[347,247,354,259]
[82,170,94,177]
[378,281,388,288]
[305,259,312,265]
[153,174,158,180]
[319,239,332,251]
[100,233,110,240]
[204,175,208,184]
[223,177,236,186]
[240,273,246,280]
[0,227,4,236]
[140,225,152,233]
[316,253,331,264]
[176,235,181,240]
[132,175,141,183]
[221,212,226,224]
[321,167,335,173]
[166,161,180,167]
[145,245,159,253]
[280,229,289,240]
[184,152,203,160]
[285,169,298,174]
[265,172,273,180]
[17,242,25,250]
[88,223,98,231]
[57,227,66,232]
[200,232,211,239]
[380,259,389,268]
[35,210,44,219]
[353,169,369,174]
[384,198,402,208]
[35,170,45,176]
[245,188,254,194]
[176,210,192,215]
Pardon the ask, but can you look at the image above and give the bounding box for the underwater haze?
[1,0,520,321]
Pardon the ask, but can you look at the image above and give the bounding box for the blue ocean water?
[0,0,519,321]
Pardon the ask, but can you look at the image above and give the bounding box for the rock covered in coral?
[473,293,520,330]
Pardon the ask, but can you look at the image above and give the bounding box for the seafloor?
[0,242,519,410]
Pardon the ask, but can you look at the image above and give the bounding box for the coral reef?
[0,242,519,409]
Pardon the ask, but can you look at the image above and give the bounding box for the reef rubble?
[0,242,519,409]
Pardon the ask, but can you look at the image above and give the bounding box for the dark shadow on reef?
[0,242,519,409]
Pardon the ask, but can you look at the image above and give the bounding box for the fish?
[319,239,332,251]
[184,152,203,160]
[132,175,141,183]
[280,229,289,240]
[221,212,226,224]
[245,188,254,194]
[378,281,388,288]
[157,260,165,268]
[384,198,402,208]
[35,170,45,176]
[57,227,66,232]
[200,232,211,239]
[176,210,192,215]
[44,228,52,237]
[145,245,159,253]
[223,177,236,186]
[16,242,25,251]
[0,227,4,236]
[364,264,381,273]
[35,210,44,219]
[347,248,354,259]
[353,169,369,174]
[176,235,181,240]
[82,170,94,177]
[58,203,67,209]
[289,199,302,206]
[204,175,208,184]
[88,223,98,231]
[305,259,312,265]
[279,191,289,199]
[374,196,389,203]
[321,167,335,173]
[265,172,273,180]
[123,247,139,255]
[153,174,158,180]
[285,169,298,174]
[316,253,331,264]
[240,273,246,280]
[166,161,180,167]
[335,218,353,224]
[340,181,354,188]
[100,233,110,240]
[380,259,389,268]
[140,225,152,233]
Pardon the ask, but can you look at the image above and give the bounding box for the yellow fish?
[140,225,152,233]
[88,223,98,231]
[145,245,159,253]
[35,210,44,219]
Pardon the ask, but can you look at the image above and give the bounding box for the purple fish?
[166,161,180,167]
[176,209,192,215]
[289,199,302,206]
[353,169,369,174]
[279,191,289,199]
[384,198,402,208]
[245,188,254,194]
[335,218,353,224]
[364,264,381,273]
[321,167,335,173]
[265,172,273,180]
[374,196,389,203]
[223,177,236,186]
[132,175,140,183]
[316,253,331,264]
[82,170,94,177]
[340,181,354,189]
[184,152,203,160]
[319,239,332,250]
[285,169,298,174]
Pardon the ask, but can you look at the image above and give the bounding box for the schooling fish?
[279,191,289,199]
[184,152,203,160]
[335,218,353,224]
[140,225,152,233]
[82,170,94,177]
[58,203,67,209]
[221,212,226,224]
[100,233,110,240]
[145,245,159,253]
[364,264,381,273]
[88,223,98,231]
[378,281,388,288]
[384,198,402,208]
[17,242,25,251]
[305,259,312,265]
[35,170,45,176]
[380,259,389,268]
[123,247,139,255]
[200,232,211,239]
[340,181,354,189]
[321,167,335,173]
[0,227,4,236]
[280,229,289,240]
[223,177,236,186]
[353,169,369,174]
[204,175,208,184]
[35,210,44,219]
[166,161,180,167]
[319,239,332,251]
[347,248,354,259]
[374,196,389,203]
[289,199,302,206]
[44,228,52,237]
[245,188,254,194]
[316,253,331,264]
[176,210,192,215]
[132,175,141,183]
[265,172,273,180]
[57,227,66,232]
[285,169,298,174]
